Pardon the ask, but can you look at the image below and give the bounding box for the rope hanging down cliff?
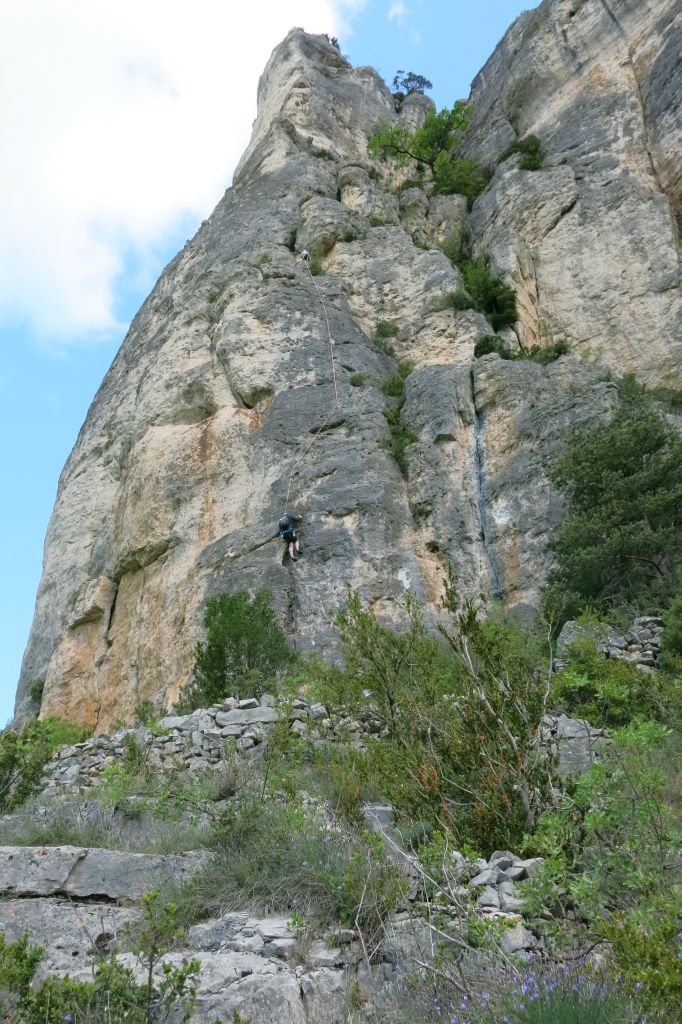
[283,251,340,515]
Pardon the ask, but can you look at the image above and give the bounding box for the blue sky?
[0,0,534,726]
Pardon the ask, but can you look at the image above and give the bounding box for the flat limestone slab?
[0,845,204,900]
[0,897,139,975]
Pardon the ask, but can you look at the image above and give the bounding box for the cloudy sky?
[0,0,532,724]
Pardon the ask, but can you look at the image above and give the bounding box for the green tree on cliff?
[544,380,682,622]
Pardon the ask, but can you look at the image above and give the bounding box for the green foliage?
[368,102,486,200]
[310,146,335,160]
[0,932,43,1003]
[171,796,405,947]
[349,373,366,387]
[440,231,464,267]
[433,289,474,313]
[459,256,517,331]
[498,133,546,171]
[551,635,680,727]
[544,384,682,623]
[177,589,292,711]
[474,334,509,359]
[374,320,399,341]
[0,899,199,1023]
[392,70,432,95]
[380,361,417,475]
[660,573,682,674]
[320,586,553,852]
[601,895,682,1013]
[28,678,45,704]
[368,214,393,227]
[650,384,682,414]
[523,338,569,363]
[308,248,323,276]
[342,226,365,242]
[527,720,681,1012]
[369,103,471,170]
[0,718,91,814]
[432,154,490,200]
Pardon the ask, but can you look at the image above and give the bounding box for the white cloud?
[0,0,364,347]
[387,2,408,22]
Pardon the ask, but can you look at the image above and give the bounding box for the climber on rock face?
[278,512,303,562]
[301,249,310,262]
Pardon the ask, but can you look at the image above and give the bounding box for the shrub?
[374,320,399,341]
[551,634,680,728]
[366,959,655,1023]
[0,895,200,1023]
[320,586,553,852]
[660,573,682,674]
[380,360,417,475]
[459,256,517,331]
[498,133,546,171]
[310,147,335,160]
[543,381,682,623]
[28,679,44,704]
[523,338,568,363]
[349,373,366,387]
[432,154,489,200]
[528,720,681,1013]
[0,719,91,814]
[308,248,323,276]
[440,231,464,267]
[474,334,509,358]
[177,589,293,711]
[171,797,405,949]
[433,289,473,313]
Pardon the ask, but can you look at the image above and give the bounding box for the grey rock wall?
[464,0,682,381]
[14,10,681,730]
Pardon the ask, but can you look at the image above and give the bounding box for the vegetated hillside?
[2,5,681,1021]
[13,0,681,732]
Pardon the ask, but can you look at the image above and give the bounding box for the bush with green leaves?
[0,718,91,814]
[169,796,405,953]
[498,133,546,171]
[177,589,293,711]
[379,360,417,475]
[458,256,517,331]
[543,380,682,624]
[551,630,680,728]
[0,894,199,1023]
[316,585,554,852]
[526,720,681,1012]
[368,102,488,201]
[474,334,509,359]
[660,573,682,674]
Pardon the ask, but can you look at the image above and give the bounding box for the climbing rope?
[284,258,340,513]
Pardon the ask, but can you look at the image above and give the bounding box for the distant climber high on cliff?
[279,513,303,562]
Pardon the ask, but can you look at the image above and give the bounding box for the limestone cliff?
[14,1,681,730]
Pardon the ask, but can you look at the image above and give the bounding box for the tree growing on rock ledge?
[392,69,433,95]
[368,101,488,201]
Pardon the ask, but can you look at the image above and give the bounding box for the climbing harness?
[283,253,340,513]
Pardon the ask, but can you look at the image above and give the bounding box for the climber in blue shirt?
[278,513,303,561]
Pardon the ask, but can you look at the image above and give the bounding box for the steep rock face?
[464,0,681,382]
[14,17,680,729]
